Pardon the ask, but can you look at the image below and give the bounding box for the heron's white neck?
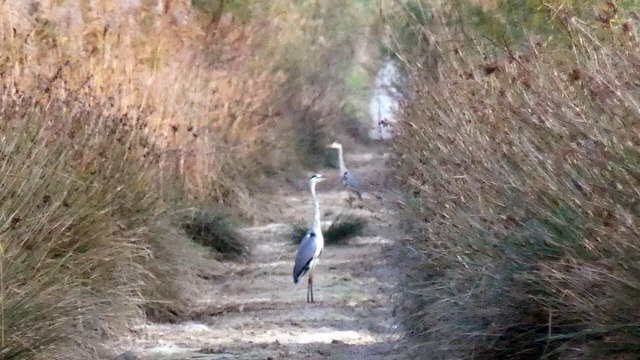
[310,183,321,232]
[336,146,346,175]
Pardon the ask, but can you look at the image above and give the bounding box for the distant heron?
[326,142,363,200]
[293,174,326,303]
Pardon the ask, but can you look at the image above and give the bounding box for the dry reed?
[390,1,640,358]
[0,0,374,358]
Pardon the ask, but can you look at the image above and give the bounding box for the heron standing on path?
[326,142,363,200]
[293,174,326,303]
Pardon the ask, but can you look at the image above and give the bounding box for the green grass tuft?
[291,214,366,246]
[182,207,249,260]
[324,214,367,244]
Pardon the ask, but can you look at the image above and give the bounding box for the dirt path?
[121,145,408,359]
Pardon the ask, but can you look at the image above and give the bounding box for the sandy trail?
[121,145,408,360]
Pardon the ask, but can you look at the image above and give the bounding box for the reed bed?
[390,1,640,358]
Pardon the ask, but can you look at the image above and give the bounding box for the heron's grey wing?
[293,230,317,284]
[341,169,357,187]
[342,170,363,199]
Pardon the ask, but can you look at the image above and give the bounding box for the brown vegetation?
[0,84,159,359]
[390,1,640,358]
[0,0,374,358]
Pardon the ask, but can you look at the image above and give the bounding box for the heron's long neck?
[337,147,346,174]
[310,184,321,232]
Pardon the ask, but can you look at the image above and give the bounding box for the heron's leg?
[346,192,355,207]
[306,275,310,303]
[309,275,313,302]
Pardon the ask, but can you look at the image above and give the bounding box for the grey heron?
[326,142,363,200]
[293,174,326,303]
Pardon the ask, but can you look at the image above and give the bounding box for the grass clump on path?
[182,207,249,260]
[291,214,366,245]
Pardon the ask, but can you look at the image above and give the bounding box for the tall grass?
[389,0,640,358]
[0,85,158,359]
[253,0,378,166]
[0,1,377,357]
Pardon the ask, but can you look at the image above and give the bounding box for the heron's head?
[308,173,326,185]
[325,141,342,149]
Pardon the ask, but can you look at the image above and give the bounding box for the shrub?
[389,1,640,358]
[182,207,249,260]
[291,214,366,246]
[324,214,367,244]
